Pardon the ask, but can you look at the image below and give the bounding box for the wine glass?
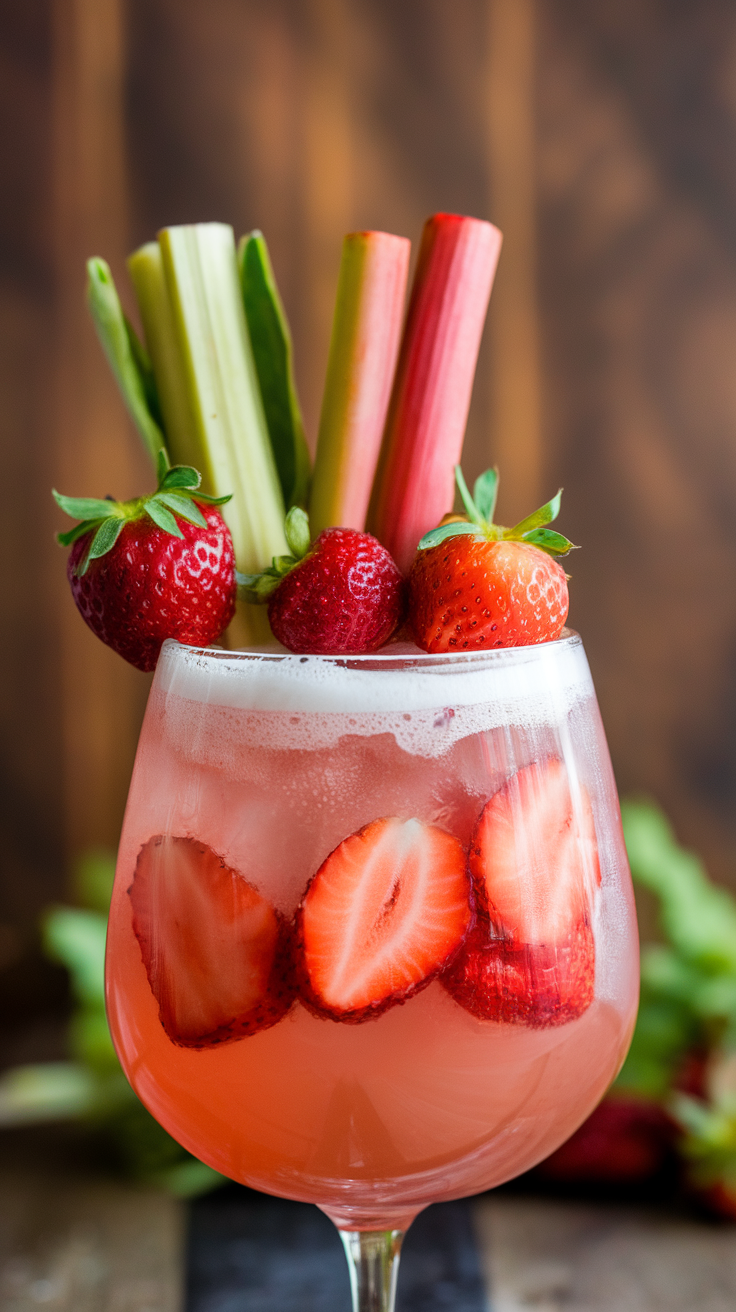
[106,633,638,1312]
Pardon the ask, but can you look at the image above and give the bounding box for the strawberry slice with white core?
[444,759,601,1027]
[472,757,601,943]
[300,817,470,1021]
[129,835,294,1047]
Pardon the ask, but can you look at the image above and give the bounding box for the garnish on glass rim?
[237,506,405,655]
[407,464,576,653]
[53,450,237,672]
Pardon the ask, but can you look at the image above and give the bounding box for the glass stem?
[339,1229,404,1312]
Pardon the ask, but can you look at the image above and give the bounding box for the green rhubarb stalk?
[156,223,288,574]
[309,231,410,536]
[127,242,201,469]
[368,213,503,573]
[238,231,311,510]
[86,257,165,467]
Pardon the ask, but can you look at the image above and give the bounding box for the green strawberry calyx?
[236,506,312,604]
[53,448,232,577]
[417,466,577,557]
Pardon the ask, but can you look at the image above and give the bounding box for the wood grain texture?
[0,1168,183,1310]
[536,1,736,888]
[485,0,543,523]
[52,0,151,862]
[475,1196,736,1310]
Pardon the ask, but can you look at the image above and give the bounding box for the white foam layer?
[154,636,595,758]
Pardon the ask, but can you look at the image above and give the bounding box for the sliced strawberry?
[129,836,295,1047]
[444,759,601,1027]
[471,758,601,942]
[297,817,471,1022]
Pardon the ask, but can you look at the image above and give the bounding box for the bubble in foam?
[154,634,595,759]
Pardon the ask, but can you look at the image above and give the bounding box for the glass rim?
[160,628,582,675]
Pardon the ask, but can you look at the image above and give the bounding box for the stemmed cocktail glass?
[106,633,638,1311]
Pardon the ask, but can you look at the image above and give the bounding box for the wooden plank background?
[1,0,735,1042]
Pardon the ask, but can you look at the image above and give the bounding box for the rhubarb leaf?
[239,231,311,509]
[86,258,165,467]
[125,315,164,430]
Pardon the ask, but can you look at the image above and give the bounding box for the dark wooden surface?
[4,1144,736,1312]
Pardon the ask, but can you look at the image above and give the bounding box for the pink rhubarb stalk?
[309,231,410,536]
[368,213,502,573]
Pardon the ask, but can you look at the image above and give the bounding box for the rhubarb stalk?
[127,242,200,470]
[157,223,287,572]
[309,231,410,536]
[368,213,502,573]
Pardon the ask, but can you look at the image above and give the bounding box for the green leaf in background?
[239,231,311,509]
[622,800,736,975]
[43,906,107,1011]
[0,1063,99,1125]
[73,849,115,914]
[615,799,736,1111]
[86,258,165,467]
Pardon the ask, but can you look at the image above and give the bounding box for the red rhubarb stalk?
[368,213,502,573]
[309,231,410,536]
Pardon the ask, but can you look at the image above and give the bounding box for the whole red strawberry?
[54,452,236,672]
[408,466,575,653]
[239,509,405,654]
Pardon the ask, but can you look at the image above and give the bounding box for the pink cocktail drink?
[106,635,638,1232]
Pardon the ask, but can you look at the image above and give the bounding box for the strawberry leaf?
[53,492,121,522]
[236,570,279,602]
[156,493,207,527]
[57,520,97,547]
[284,506,310,559]
[454,466,483,526]
[510,490,563,536]
[161,465,201,492]
[521,527,576,556]
[77,517,124,576]
[418,521,481,551]
[190,491,232,506]
[473,468,499,524]
[144,500,184,538]
[272,555,297,576]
